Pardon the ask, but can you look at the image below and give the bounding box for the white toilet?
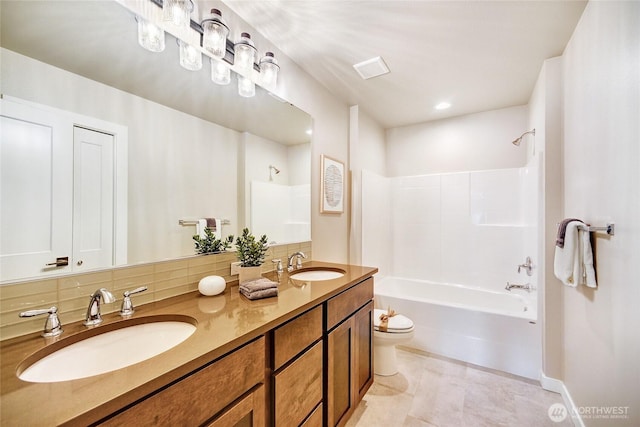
[373,308,415,376]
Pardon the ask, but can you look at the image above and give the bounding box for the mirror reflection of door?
[1,98,116,282]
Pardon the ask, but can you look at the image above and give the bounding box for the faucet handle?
[120,286,148,316]
[272,259,283,273]
[19,306,63,337]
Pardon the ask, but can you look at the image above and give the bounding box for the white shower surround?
[362,161,541,378]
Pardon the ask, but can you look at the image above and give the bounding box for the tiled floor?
[347,348,573,427]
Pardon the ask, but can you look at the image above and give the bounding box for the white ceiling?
[223,0,587,128]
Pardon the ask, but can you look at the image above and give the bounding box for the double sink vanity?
[0,261,377,426]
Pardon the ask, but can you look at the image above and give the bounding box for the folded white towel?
[554,220,597,288]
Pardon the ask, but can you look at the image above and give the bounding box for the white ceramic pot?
[198,275,226,296]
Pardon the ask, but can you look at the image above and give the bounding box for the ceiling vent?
[353,56,390,80]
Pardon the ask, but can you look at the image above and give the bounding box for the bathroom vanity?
[0,261,376,426]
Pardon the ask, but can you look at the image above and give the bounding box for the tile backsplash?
[0,242,311,340]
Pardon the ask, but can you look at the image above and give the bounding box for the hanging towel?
[197,218,222,240]
[556,218,583,248]
[581,228,597,288]
[554,221,581,286]
[554,220,597,288]
[196,219,208,239]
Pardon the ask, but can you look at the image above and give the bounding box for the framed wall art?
[320,155,344,213]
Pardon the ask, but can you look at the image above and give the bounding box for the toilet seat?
[374,309,414,333]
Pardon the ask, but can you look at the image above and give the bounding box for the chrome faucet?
[84,288,115,326]
[287,251,307,272]
[19,306,63,337]
[517,256,533,276]
[505,282,534,293]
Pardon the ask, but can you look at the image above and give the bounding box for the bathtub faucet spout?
[505,282,534,293]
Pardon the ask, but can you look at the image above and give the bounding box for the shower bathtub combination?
[375,276,540,379]
[362,162,542,379]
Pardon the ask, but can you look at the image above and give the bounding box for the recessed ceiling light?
[353,56,390,80]
[434,102,451,110]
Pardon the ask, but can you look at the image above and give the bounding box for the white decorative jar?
[198,275,226,296]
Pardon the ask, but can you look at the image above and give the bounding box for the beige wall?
[559,1,640,424]
[386,105,528,176]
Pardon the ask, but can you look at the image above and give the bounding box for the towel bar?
[579,223,615,236]
[179,219,230,226]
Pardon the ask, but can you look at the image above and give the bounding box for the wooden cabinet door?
[327,301,374,427]
[327,317,355,427]
[354,301,374,401]
[206,385,265,427]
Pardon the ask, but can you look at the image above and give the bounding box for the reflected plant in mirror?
[193,229,234,255]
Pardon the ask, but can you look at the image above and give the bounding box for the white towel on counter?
[553,220,597,288]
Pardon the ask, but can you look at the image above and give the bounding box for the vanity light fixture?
[234,33,257,75]
[134,0,282,98]
[163,0,194,29]
[238,75,256,98]
[177,39,202,71]
[201,9,229,59]
[211,58,231,85]
[259,52,280,90]
[136,16,165,52]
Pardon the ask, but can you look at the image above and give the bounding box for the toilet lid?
[374,309,414,332]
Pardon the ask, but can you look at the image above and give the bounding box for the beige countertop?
[0,261,377,426]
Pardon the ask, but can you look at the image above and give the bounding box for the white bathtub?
[375,276,541,379]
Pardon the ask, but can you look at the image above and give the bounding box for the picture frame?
[320,155,345,213]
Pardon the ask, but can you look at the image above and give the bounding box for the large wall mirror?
[0,0,312,283]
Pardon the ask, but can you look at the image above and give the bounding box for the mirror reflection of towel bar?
[556,222,615,236]
[179,219,230,226]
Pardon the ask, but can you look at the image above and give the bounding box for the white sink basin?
[289,268,345,281]
[18,315,197,383]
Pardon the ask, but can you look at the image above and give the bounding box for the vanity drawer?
[274,341,323,427]
[273,305,323,370]
[326,277,373,330]
[100,337,265,426]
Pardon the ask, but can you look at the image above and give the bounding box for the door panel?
[0,99,73,281]
[73,126,114,271]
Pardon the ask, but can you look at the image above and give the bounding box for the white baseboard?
[540,371,584,427]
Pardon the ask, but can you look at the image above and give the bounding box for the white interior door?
[0,99,73,281]
[72,126,114,272]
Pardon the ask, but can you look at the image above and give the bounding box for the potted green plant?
[193,228,234,254]
[235,228,269,283]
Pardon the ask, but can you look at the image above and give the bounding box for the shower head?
[512,129,536,146]
[269,165,280,181]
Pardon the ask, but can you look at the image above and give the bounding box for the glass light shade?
[233,33,257,75]
[178,39,202,71]
[211,58,230,85]
[238,75,255,98]
[201,9,229,59]
[259,52,280,89]
[163,0,193,28]
[136,16,165,53]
